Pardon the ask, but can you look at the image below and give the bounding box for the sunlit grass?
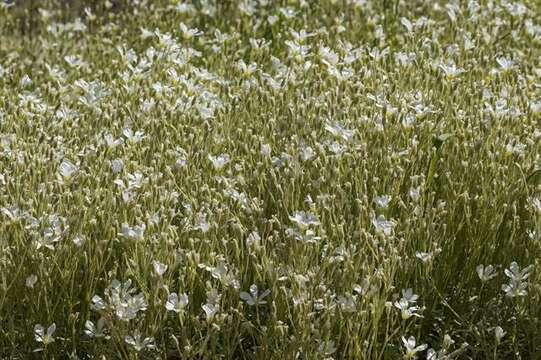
[0,0,540,358]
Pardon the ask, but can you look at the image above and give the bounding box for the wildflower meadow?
[0,0,540,358]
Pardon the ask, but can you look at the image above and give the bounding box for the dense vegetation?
[0,0,540,358]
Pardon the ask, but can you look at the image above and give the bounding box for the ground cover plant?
[0,0,540,358]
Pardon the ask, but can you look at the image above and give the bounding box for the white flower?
[401,288,419,303]
[415,251,432,263]
[240,284,271,306]
[372,215,396,236]
[208,153,230,170]
[125,330,155,352]
[20,74,32,87]
[34,323,56,345]
[64,55,82,68]
[260,143,272,157]
[426,348,438,360]
[502,280,529,298]
[179,22,202,40]
[289,211,320,229]
[58,159,78,183]
[495,326,506,343]
[115,293,148,321]
[120,223,145,241]
[104,133,123,148]
[402,336,427,359]
[206,287,221,305]
[73,234,85,247]
[91,295,107,311]
[400,17,413,32]
[504,262,532,282]
[237,60,257,77]
[26,274,38,288]
[409,187,421,201]
[91,279,148,321]
[285,39,310,63]
[502,262,531,298]
[193,213,211,233]
[209,262,240,289]
[152,260,168,276]
[439,61,465,80]
[325,121,355,141]
[373,195,392,209]
[394,289,422,320]
[496,57,515,72]
[123,128,146,144]
[394,299,423,320]
[36,228,61,250]
[246,231,261,248]
[290,29,315,42]
[353,278,371,296]
[328,141,346,155]
[165,292,189,313]
[528,197,541,214]
[84,318,108,338]
[111,159,124,174]
[202,303,219,321]
[476,264,497,282]
[299,145,316,161]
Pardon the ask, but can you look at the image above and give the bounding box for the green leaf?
[527,168,541,186]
